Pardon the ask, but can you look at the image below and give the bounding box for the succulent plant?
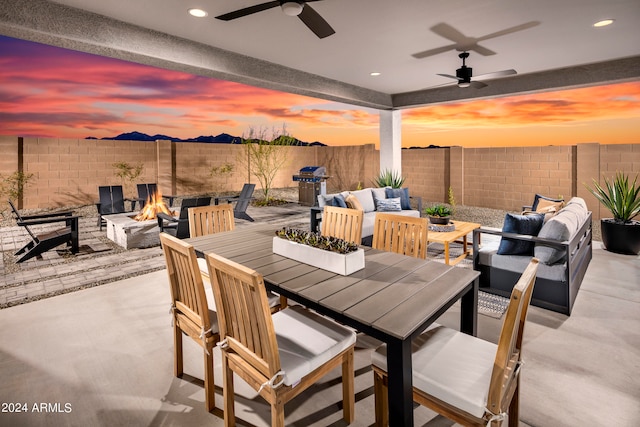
[275,227,359,254]
[424,204,452,217]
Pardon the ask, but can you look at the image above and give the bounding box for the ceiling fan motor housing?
[456,66,472,82]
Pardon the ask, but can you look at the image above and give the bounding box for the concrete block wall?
[463,146,574,212]
[2,135,638,223]
[20,138,157,208]
[401,148,449,204]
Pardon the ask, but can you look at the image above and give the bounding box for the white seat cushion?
[272,305,356,387]
[371,323,497,418]
[198,258,282,308]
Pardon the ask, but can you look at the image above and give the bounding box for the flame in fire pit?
[134,190,174,221]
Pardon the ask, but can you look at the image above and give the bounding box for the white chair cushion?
[198,258,281,308]
[371,323,497,418]
[272,305,356,387]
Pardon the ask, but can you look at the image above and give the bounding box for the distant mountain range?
[86,131,326,146]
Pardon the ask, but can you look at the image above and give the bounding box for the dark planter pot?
[429,215,451,225]
[600,219,640,255]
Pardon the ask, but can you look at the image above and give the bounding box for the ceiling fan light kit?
[281,1,304,16]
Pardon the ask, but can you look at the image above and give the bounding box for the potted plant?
[424,204,452,225]
[586,172,640,255]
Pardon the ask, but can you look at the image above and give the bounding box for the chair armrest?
[473,227,569,249]
[18,215,80,226]
[522,205,533,211]
[156,212,178,223]
[19,210,74,220]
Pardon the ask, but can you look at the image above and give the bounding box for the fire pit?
[106,190,176,249]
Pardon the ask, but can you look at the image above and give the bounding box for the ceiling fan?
[412,21,539,59]
[215,1,335,39]
[437,52,516,88]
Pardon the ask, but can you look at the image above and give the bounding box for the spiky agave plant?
[586,172,640,223]
[373,169,405,188]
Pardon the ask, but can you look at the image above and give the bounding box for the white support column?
[379,109,402,175]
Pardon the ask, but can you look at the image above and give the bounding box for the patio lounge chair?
[157,196,211,239]
[9,200,79,263]
[96,185,131,231]
[214,183,255,222]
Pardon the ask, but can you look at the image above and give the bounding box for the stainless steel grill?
[292,166,329,206]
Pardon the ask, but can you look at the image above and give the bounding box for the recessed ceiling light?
[188,8,208,18]
[593,19,614,27]
[370,72,381,76]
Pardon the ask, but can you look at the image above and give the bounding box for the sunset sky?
[1,35,638,148]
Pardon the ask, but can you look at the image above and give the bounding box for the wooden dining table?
[185,225,479,427]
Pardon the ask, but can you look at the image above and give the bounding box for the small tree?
[113,162,143,198]
[209,162,234,196]
[238,124,292,202]
[1,170,35,211]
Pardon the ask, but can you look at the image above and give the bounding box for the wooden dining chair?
[187,204,285,312]
[372,212,429,259]
[159,232,219,412]
[205,253,357,426]
[188,204,235,237]
[321,205,364,244]
[372,258,539,426]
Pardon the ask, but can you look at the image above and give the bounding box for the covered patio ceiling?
[1,0,639,110]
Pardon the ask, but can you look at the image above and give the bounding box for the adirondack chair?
[214,183,255,222]
[133,183,158,210]
[157,196,211,239]
[8,200,79,263]
[96,185,131,230]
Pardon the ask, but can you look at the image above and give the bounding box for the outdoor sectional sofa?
[310,187,422,246]
[473,197,593,315]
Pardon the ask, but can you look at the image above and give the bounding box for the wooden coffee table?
[428,220,481,265]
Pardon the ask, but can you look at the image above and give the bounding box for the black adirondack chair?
[214,183,256,222]
[157,196,211,239]
[8,200,79,263]
[133,183,158,210]
[96,185,131,230]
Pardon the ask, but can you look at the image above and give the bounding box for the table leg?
[444,242,451,265]
[386,339,414,426]
[460,278,478,336]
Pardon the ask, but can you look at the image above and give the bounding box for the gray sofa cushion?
[535,197,588,264]
[351,189,376,213]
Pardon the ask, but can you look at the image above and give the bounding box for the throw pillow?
[536,198,564,214]
[531,194,564,211]
[345,194,364,211]
[497,213,545,255]
[385,188,411,210]
[350,189,376,212]
[331,194,347,208]
[376,197,402,212]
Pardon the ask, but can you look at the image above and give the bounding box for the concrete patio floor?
[0,203,638,426]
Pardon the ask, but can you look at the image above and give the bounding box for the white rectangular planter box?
[272,237,365,276]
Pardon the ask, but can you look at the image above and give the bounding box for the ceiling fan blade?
[298,3,335,38]
[469,44,496,56]
[430,23,469,43]
[437,73,461,81]
[412,44,458,59]
[477,21,540,41]
[475,69,517,80]
[215,1,280,21]
[469,81,488,89]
